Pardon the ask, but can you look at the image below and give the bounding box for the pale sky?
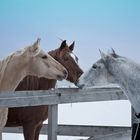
[0,0,140,139]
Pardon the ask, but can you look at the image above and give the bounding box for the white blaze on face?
[70,52,78,63]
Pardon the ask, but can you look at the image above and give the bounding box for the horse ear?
[31,38,41,53]
[69,41,75,51]
[59,40,67,50]
[111,48,118,58]
[99,49,106,60]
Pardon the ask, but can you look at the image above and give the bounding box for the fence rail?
[3,124,131,137]
[0,86,132,140]
[0,86,126,107]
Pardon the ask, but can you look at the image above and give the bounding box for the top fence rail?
[0,85,127,108]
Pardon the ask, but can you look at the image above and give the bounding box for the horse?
[6,40,83,140]
[76,49,140,140]
[0,38,67,136]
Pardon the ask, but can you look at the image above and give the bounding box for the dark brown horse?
[6,40,83,140]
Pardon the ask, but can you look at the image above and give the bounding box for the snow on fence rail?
[0,86,132,140]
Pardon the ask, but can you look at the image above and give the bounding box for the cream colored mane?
[0,46,41,89]
[0,53,12,73]
[0,54,14,86]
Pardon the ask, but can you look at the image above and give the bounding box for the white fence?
[0,86,132,140]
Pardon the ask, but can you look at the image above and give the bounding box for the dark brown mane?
[48,48,59,59]
[6,40,83,140]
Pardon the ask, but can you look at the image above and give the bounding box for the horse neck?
[39,78,57,89]
[0,55,27,90]
[109,61,140,93]
[109,60,140,113]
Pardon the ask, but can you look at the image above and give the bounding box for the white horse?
[0,39,67,132]
[77,49,140,115]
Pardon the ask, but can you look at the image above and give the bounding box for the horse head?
[76,49,119,88]
[49,40,83,84]
[13,38,68,81]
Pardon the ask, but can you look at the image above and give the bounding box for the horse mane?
[48,48,59,59]
[0,47,30,85]
[0,55,14,86]
[114,56,140,71]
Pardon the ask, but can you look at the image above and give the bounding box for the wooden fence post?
[48,105,58,140]
[0,128,2,140]
[0,133,2,140]
[131,107,140,140]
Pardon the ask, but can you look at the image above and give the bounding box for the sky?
[0,0,140,139]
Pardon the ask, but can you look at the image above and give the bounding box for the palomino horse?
[0,38,67,135]
[6,40,83,140]
[76,49,140,140]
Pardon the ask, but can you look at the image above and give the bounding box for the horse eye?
[42,55,48,59]
[92,64,97,69]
